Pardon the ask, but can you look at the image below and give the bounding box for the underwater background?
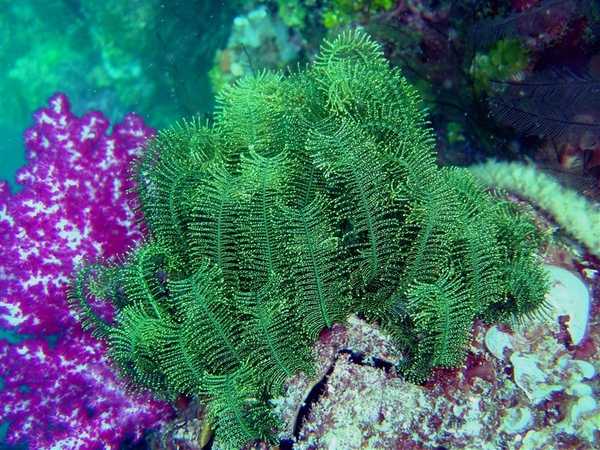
[1,1,600,449]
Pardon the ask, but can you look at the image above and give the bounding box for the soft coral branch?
[0,93,171,449]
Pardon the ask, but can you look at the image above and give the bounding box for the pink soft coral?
[0,93,172,449]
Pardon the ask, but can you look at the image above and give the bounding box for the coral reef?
[469,38,530,92]
[320,0,395,30]
[472,1,600,170]
[0,93,171,448]
[0,3,595,449]
[209,5,302,94]
[291,255,599,449]
[469,160,600,256]
[339,0,600,169]
[207,0,600,184]
[70,30,549,449]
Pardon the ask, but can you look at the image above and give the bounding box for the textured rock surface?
[289,258,599,449]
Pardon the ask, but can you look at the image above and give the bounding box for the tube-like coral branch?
[469,160,600,256]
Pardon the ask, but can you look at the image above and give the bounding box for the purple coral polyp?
[0,93,171,449]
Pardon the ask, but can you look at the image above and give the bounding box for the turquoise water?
[0,0,236,189]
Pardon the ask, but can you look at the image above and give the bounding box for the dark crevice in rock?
[291,348,396,440]
[279,438,295,449]
[292,359,337,438]
[338,348,396,373]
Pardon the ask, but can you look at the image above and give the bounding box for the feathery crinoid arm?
[126,260,246,397]
[203,368,279,450]
[275,194,352,338]
[109,258,246,399]
[441,168,505,314]
[398,173,461,291]
[314,28,387,70]
[390,170,505,381]
[402,270,476,383]
[188,162,243,292]
[148,316,208,397]
[67,262,116,339]
[167,261,245,377]
[451,219,504,316]
[119,240,177,319]
[493,199,545,260]
[68,240,178,341]
[309,119,402,298]
[312,28,388,118]
[133,119,216,265]
[108,301,175,396]
[214,71,296,167]
[498,253,550,325]
[312,29,437,177]
[386,171,469,362]
[235,149,295,291]
[238,275,315,397]
[482,200,550,324]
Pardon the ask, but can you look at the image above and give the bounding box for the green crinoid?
[68,29,549,449]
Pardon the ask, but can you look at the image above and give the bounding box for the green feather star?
[68,29,549,449]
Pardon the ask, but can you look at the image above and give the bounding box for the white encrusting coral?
[544,264,590,346]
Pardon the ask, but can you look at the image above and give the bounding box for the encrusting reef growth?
[68,30,550,449]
